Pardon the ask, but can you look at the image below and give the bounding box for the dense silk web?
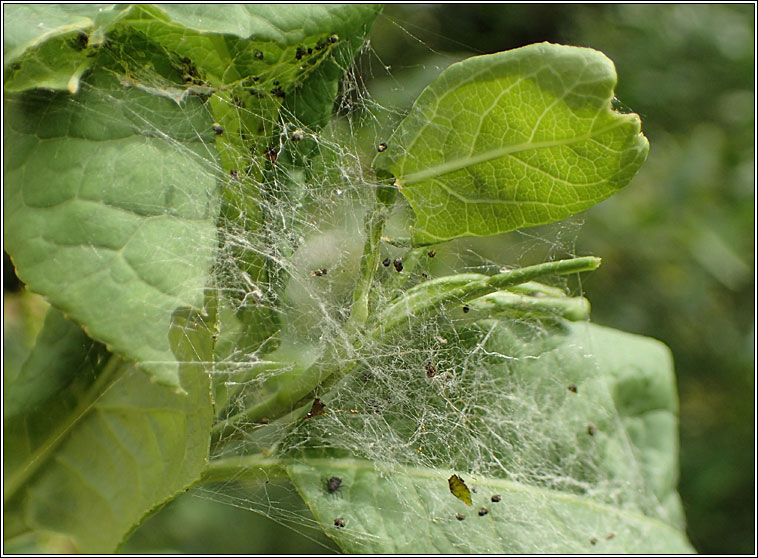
[56,22,677,551]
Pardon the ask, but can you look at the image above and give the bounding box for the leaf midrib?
[289,457,683,536]
[397,117,634,187]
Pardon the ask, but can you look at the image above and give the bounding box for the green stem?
[211,256,600,440]
[200,454,289,484]
[348,208,388,328]
[3,354,128,504]
[348,182,398,329]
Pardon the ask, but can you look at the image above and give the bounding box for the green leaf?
[4,306,108,419]
[3,4,130,93]
[288,458,694,554]
[3,308,213,553]
[3,62,220,388]
[284,321,692,553]
[373,43,650,245]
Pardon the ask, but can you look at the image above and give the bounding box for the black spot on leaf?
[327,476,342,492]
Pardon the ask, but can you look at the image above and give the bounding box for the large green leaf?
[3,308,213,553]
[3,71,219,388]
[4,4,381,389]
[373,43,650,245]
[285,321,693,553]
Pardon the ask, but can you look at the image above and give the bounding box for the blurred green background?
[4,4,754,554]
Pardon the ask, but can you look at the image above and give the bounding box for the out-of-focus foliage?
[366,4,754,554]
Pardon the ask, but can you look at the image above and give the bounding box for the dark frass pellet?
[290,129,305,142]
[425,361,437,378]
[427,250,436,258]
[212,122,224,135]
[590,537,598,545]
[491,494,502,503]
[462,305,470,313]
[478,507,488,516]
[334,517,345,528]
[377,142,388,152]
[587,424,597,436]
[327,476,342,492]
[455,513,465,521]
[254,49,264,60]
[310,268,327,277]
[393,258,403,272]
[382,257,391,267]
[568,384,578,393]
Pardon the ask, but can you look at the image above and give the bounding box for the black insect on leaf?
[425,361,437,378]
[455,513,465,521]
[326,476,342,493]
[295,46,306,60]
[303,398,326,419]
[478,507,489,516]
[212,122,224,135]
[427,250,436,258]
[382,257,391,267]
[448,474,472,506]
[491,494,502,503]
[393,258,403,272]
[568,384,578,393]
[587,424,597,436]
[377,142,388,152]
[334,517,345,528]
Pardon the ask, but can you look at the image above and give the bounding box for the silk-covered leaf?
[286,321,692,553]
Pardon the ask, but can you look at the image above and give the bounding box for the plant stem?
[211,256,600,439]
[200,454,289,484]
[348,207,388,328]
[348,181,398,329]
